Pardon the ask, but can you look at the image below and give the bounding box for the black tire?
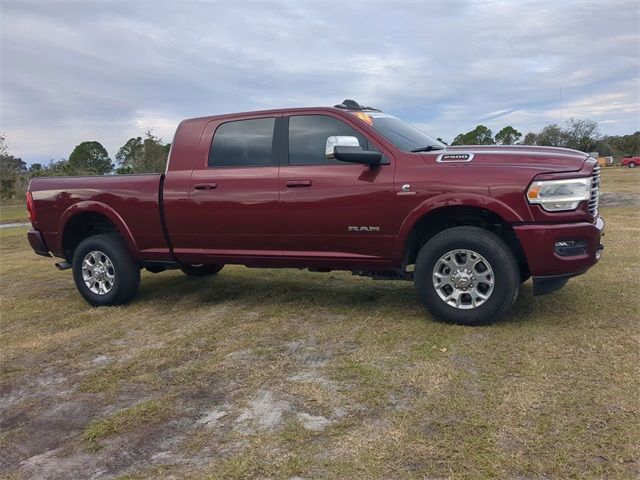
[72,234,141,306]
[414,226,520,326]
[180,264,224,277]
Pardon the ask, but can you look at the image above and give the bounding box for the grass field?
[0,169,638,479]
[600,165,640,193]
[0,204,28,224]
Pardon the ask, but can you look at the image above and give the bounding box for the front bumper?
[27,229,51,257]
[514,216,604,279]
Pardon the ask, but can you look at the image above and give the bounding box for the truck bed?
[28,174,168,260]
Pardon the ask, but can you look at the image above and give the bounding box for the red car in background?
[621,156,639,168]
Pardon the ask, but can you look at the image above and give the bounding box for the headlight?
[526,178,591,211]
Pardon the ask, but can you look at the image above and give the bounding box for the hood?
[437,145,589,172]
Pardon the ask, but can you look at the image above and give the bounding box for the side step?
[351,269,414,281]
[55,261,72,271]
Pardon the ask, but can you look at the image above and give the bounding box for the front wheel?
[629,162,636,168]
[72,234,141,306]
[414,227,520,326]
[180,264,224,277]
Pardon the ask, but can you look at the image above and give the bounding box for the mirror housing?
[325,136,383,166]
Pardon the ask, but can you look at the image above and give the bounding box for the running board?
[351,269,414,281]
[55,261,72,271]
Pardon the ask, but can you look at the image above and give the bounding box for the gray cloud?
[1,0,638,163]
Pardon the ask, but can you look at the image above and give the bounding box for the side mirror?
[325,136,383,166]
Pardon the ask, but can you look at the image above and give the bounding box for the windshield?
[352,112,446,152]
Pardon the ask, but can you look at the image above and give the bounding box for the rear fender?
[57,201,139,257]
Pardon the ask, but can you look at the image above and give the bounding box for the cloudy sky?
[1,0,639,164]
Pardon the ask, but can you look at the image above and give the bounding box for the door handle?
[194,183,217,190]
[285,180,312,188]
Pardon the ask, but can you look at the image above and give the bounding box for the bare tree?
[563,118,601,152]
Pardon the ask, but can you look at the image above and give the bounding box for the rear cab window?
[208,117,275,167]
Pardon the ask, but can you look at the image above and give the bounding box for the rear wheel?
[180,264,224,277]
[414,227,519,325]
[72,234,140,306]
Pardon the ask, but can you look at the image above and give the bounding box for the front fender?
[57,201,139,257]
[394,193,526,262]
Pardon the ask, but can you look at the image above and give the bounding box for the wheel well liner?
[62,212,121,261]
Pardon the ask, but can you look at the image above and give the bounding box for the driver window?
[288,115,370,166]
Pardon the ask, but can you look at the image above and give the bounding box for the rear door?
[179,115,282,260]
[279,113,396,265]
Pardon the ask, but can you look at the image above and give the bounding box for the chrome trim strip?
[440,149,587,159]
[588,164,600,217]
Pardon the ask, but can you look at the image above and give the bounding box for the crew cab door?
[279,113,395,265]
[168,114,281,263]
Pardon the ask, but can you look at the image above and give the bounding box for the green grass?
[82,399,171,451]
[328,357,394,407]
[1,184,639,478]
[0,203,28,224]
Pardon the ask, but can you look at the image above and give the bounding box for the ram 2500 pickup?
[27,100,604,325]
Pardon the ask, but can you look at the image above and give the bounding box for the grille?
[588,165,600,216]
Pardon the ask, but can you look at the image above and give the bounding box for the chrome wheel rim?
[82,250,115,295]
[432,249,494,310]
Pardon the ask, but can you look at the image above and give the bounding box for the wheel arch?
[58,202,139,261]
[400,203,529,279]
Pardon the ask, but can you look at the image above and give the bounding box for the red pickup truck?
[27,100,604,325]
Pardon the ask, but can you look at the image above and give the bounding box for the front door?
[279,113,395,266]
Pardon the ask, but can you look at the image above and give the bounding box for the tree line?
[450,118,639,158]
[1,118,639,199]
[0,131,170,199]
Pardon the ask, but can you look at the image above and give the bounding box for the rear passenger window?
[209,118,275,167]
[288,115,369,166]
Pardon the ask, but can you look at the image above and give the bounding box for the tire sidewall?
[72,235,135,306]
[415,228,519,325]
[180,264,224,277]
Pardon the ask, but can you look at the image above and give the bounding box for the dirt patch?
[235,389,290,432]
[195,407,229,427]
[0,331,352,479]
[296,412,331,431]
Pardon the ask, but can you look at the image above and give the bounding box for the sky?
[1,0,639,165]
